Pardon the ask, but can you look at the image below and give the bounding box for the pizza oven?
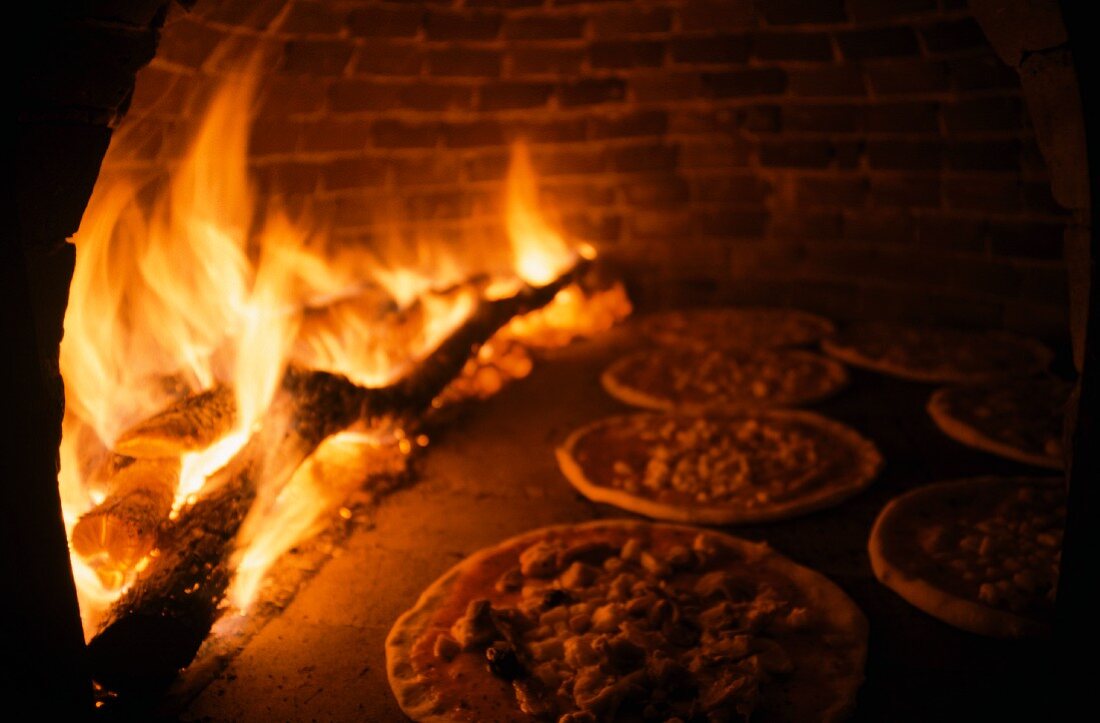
[9,0,1093,719]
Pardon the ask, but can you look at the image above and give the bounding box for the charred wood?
[87,261,588,694]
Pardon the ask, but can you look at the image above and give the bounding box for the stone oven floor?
[181,327,1060,722]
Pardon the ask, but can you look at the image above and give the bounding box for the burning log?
[70,458,181,588]
[70,387,238,580]
[87,261,590,694]
[113,386,236,458]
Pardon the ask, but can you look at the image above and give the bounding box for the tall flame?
[60,57,594,635]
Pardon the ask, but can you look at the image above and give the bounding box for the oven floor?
[181,326,1061,722]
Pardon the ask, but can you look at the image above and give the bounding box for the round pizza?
[638,308,835,351]
[556,411,882,525]
[820,322,1051,383]
[927,378,1071,469]
[601,348,849,414]
[869,476,1063,638]
[387,520,868,722]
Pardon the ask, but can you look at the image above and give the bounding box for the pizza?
[820,322,1051,383]
[556,411,882,525]
[601,348,849,414]
[638,308,835,351]
[869,476,1063,638]
[927,378,1071,469]
[387,520,868,722]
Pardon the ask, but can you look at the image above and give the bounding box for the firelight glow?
[58,60,592,637]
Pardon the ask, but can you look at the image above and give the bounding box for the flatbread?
[556,411,882,525]
[387,520,868,722]
[639,308,835,351]
[927,378,1071,469]
[601,348,849,414]
[821,322,1051,383]
[869,476,1063,638]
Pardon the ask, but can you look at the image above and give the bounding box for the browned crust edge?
[555,411,884,525]
[867,476,1061,639]
[926,388,1063,470]
[600,350,850,415]
[819,334,1053,384]
[385,520,868,723]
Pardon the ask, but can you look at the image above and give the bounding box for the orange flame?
[60,60,598,635]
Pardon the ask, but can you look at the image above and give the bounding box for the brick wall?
[110,0,1073,339]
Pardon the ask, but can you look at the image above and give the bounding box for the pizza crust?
[926,385,1065,470]
[821,323,1052,384]
[868,477,1062,639]
[601,348,849,414]
[386,520,868,722]
[556,411,883,525]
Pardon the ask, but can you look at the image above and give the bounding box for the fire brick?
[399,84,473,112]
[846,0,937,22]
[773,211,845,240]
[865,103,940,133]
[328,81,402,113]
[372,120,440,148]
[281,40,353,75]
[510,47,585,76]
[943,178,1023,212]
[698,210,769,238]
[591,7,673,38]
[427,48,501,78]
[758,140,836,169]
[782,105,863,133]
[503,15,585,40]
[761,0,846,24]
[631,73,704,103]
[680,0,756,32]
[942,98,1025,134]
[865,59,949,94]
[424,10,502,41]
[510,118,588,143]
[752,32,834,62]
[322,159,387,191]
[299,120,371,153]
[478,82,554,110]
[391,155,462,185]
[610,144,679,173]
[796,177,870,208]
[250,120,302,156]
[946,141,1021,171]
[154,18,223,69]
[204,0,283,29]
[787,66,866,97]
[870,178,941,208]
[836,28,920,61]
[703,69,788,98]
[623,179,691,206]
[921,19,988,54]
[989,222,1065,260]
[346,6,423,38]
[590,41,666,69]
[355,43,422,76]
[589,111,668,139]
[867,141,942,170]
[559,78,627,107]
[443,121,505,149]
[258,76,326,116]
[670,35,751,64]
[283,1,344,35]
[948,55,1020,91]
[692,175,772,205]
